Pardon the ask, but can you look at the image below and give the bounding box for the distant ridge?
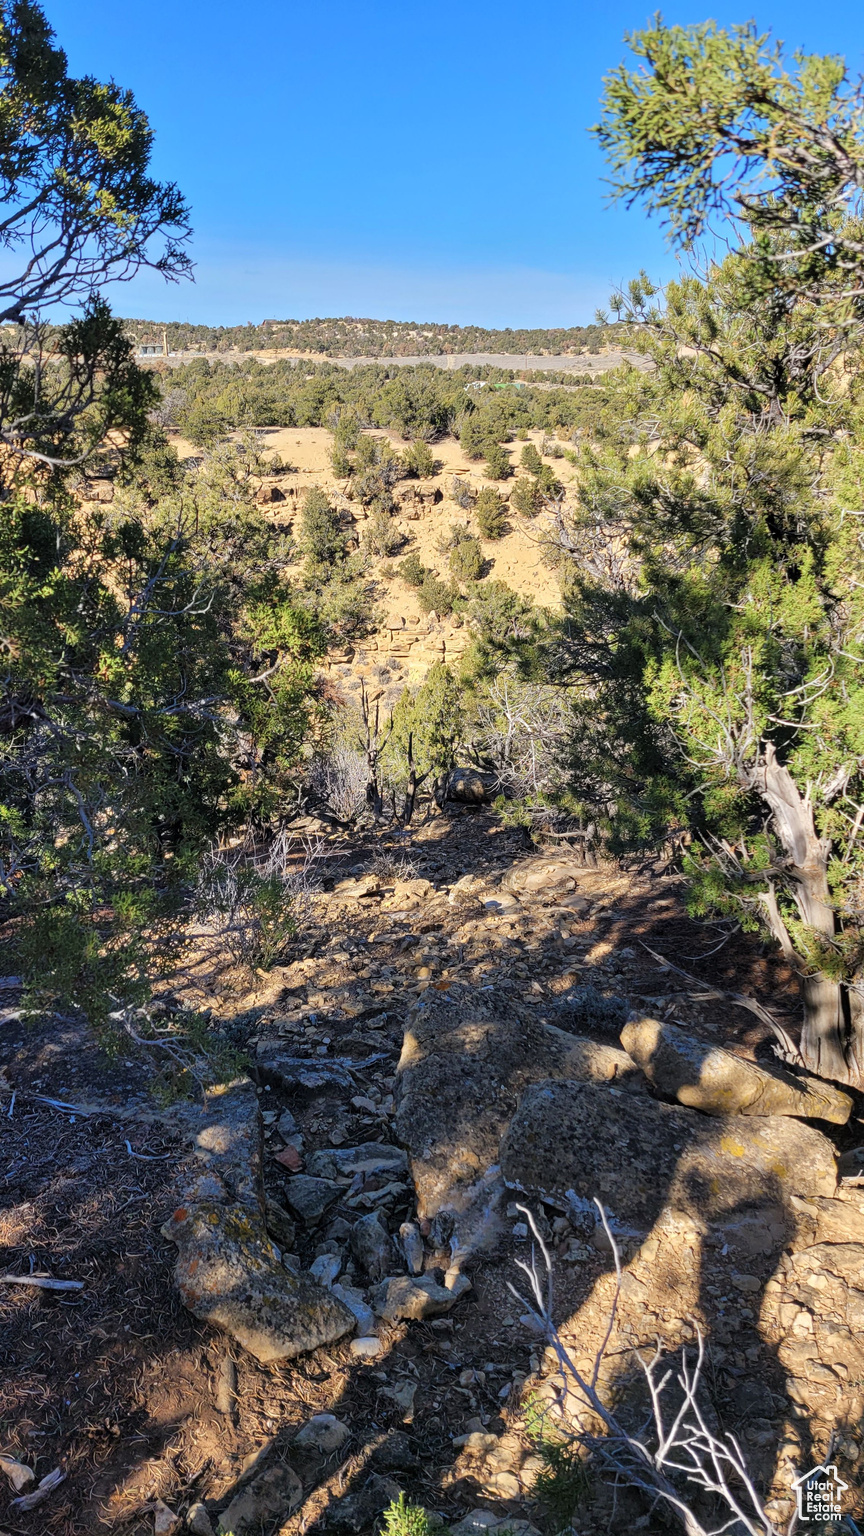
[120,315,616,358]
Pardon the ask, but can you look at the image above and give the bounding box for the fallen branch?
[639,942,803,1065]
[511,1202,792,1536]
[1,1274,84,1291]
[10,1467,66,1511]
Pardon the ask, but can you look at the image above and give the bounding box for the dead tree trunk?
[360,681,391,823]
[743,744,862,1085]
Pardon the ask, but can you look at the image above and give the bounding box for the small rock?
[454,1431,500,1453]
[307,1143,409,1181]
[274,1144,303,1171]
[310,1252,342,1287]
[370,1274,460,1321]
[0,1455,35,1492]
[450,1513,541,1536]
[487,1471,520,1499]
[277,1109,299,1139]
[294,1413,351,1457]
[350,1211,395,1280]
[731,1272,761,1293]
[283,1175,343,1225]
[331,1281,375,1334]
[383,1379,417,1420]
[186,1504,215,1536]
[399,1221,424,1275]
[152,1500,181,1536]
[324,1473,401,1530]
[217,1465,302,1534]
[350,1335,383,1357]
[372,1431,420,1471]
[264,1197,296,1250]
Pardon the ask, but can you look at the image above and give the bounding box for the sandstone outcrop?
[500,1079,838,1232]
[620,1017,852,1123]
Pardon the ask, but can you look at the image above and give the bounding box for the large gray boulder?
[500,1080,837,1232]
[395,991,642,1222]
[621,1017,852,1124]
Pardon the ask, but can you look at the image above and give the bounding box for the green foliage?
[298,485,346,566]
[554,16,864,1078]
[520,442,543,474]
[533,1439,591,1527]
[398,552,430,587]
[402,439,437,477]
[363,509,404,557]
[483,441,513,480]
[511,475,541,517]
[417,573,459,616]
[380,1493,434,1536]
[0,440,326,1032]
[330,443,353,478]
[449,533,485,582]
[475,486,509,538]
[384,663,465,787]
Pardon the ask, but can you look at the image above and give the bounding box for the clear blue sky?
[45,0,864,329]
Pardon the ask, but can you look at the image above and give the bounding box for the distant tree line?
[120,315,620,357]
[164,357,605,447]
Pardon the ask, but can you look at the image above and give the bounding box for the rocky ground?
[2,805,864,1535]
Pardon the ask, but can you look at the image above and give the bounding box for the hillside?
[122,315,619,358]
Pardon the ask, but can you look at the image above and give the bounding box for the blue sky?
[45,0,864,329]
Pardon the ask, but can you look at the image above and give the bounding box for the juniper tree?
[554,20,864,1083]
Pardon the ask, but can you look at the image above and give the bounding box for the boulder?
[500,1080,837,1232]
[395,990,642,1223]
[761,1237,864,1428]
[217,1464,302,1534]
[447,768,489,804]
[161,1082,354,1363]
[621,1017,852,1124]
[163,1202,354,1362]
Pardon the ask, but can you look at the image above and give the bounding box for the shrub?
[380,1493,433,1536]
[363,509,404,557]
[484,442,512,480]
[298,485,345,564]
[449,534,485,582]
[403,440,436,477]
[475,486,508,538]
[511,476,541,516]
[330,444,352,478]
[399,552,429,587]
[520,441,543,474]
[418,574,458,615]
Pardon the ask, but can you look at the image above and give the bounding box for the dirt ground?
[3,806,859,1536]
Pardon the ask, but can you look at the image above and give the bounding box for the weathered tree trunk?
[744,745,861,1085]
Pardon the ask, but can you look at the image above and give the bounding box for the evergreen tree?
[554,20,864,1083]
